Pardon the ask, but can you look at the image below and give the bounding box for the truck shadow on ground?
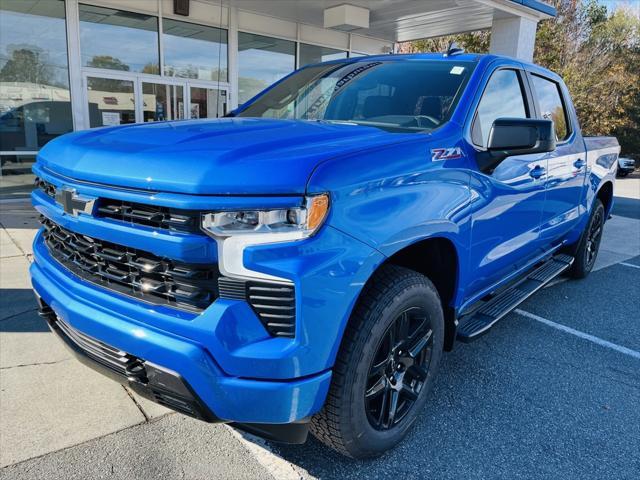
[0,289,44,332]
[612,195,640,221]
[0,203,40,229]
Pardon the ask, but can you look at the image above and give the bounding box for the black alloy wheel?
[365,306,433,430]
[585,206,604,270]
[568,198,605,279]
[310,264,445,459]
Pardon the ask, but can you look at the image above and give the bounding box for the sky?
[598,0,640,15]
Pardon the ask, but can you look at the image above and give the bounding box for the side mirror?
[477,118,556,172]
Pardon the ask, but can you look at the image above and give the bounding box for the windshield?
[237,60,475,132]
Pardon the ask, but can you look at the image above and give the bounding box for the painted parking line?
[620,262,640,270]
[514,309,640,360]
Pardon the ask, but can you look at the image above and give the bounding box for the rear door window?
[531,74,570,141]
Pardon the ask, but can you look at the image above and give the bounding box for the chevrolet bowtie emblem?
[55,187,96,217]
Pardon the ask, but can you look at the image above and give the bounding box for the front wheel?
[569,199,605,279]
[310,265,444,458]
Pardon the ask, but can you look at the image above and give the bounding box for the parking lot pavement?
[1,180,638,479]
[612,171,640,220]
[0,416,276,480]
[267,256,640,480]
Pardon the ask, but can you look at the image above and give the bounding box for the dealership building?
[0,0,555,196]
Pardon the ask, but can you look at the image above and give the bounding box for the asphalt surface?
[612,196,640,220]
[3,255,639,480]
[267,257,640,479]
[612,172,640,220]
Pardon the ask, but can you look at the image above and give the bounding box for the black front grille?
[41,216,218,312]
[35,178,202,234]
[97,199,201,233]
[218,277,296,337]
[35,177,56,198]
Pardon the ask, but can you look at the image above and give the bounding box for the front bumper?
[38,298,218,421]
[31,237,331,425]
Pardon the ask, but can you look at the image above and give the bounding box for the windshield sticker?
[333,62,382,92]
[431,147,464,162]
[450,66,465,75]
[306,62,383,117]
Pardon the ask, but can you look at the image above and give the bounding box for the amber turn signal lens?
[307,194,329,231]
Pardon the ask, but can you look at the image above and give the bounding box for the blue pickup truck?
[30,52,619,458]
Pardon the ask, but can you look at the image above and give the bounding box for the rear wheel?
[569,199,605,279]
[310,265,444,458]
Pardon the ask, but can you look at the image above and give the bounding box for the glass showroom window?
[0,0,71,194]
[238,32,295,105]
[163,19,228,82]
[79,4,159,74]
[86,77,136,128]
[299,44,347,67]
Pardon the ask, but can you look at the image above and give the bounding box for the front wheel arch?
[345,236,460,353]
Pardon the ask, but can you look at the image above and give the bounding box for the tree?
[142,62,160,75]
[535,1,640,154]
[0,47,55,85]
[84,56,133,93]
[86,55,130,72]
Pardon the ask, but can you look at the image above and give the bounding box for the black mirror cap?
[488,118,555,152]
[478,118,556,172]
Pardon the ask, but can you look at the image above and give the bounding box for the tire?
[310,264,444,458]
[569,199,605,279]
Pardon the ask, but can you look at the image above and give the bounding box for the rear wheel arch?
[596,181,614,216]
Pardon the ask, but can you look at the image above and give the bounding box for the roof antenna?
[445,42,465,57]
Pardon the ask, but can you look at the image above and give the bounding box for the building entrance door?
[82,70,229,128]
[139,80,185,123]
[186,84,228,119]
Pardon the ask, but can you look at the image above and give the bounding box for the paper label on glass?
[190,103,200,119]
[102,112,120,126]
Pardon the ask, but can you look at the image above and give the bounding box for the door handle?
[530,165,545,179]
[573,159,586,169]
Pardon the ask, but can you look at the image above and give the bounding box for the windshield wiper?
[317,119,360,126]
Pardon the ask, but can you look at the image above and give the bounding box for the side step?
[457,254,574,342]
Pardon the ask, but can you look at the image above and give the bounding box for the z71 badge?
[431,147,464,162]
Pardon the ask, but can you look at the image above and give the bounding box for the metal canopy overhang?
[224,0,556,43]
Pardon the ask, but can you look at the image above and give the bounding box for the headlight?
[201,194,330,281]
[202,194,329,239]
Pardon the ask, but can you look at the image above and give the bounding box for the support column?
[489,14,538,62]
[65,0,85,130]
[227,3,239,110]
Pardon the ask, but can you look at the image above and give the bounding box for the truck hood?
[37,118,411,195]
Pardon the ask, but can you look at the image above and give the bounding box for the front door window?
[472,69,529,147]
